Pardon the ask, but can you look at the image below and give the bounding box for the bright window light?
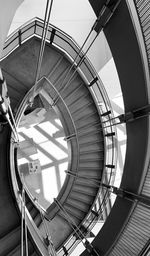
[38,121,59,136]
[40,141,68,160]
[30,150,52,166]
[18,158,28,165]
[56,137,68,149]
[18,126,47,143]
[42,167,58,203]
[59,162,68,185]
[18,134,25,142]
[55,118,62,127]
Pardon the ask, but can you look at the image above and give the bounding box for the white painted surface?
[0,0,23,57]
[9,0,111,72]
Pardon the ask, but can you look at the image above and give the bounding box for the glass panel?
[21,26,35,42]
[54,33,78,61]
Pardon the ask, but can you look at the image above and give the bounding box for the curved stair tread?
[64,205,84,221]
[79,151,104,160]
[62,81,84,101]
[75,115,102,130]
[66,198,89,213]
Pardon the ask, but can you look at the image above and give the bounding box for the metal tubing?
[21,187,24,256]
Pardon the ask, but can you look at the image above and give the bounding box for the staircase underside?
[0,35,105,253]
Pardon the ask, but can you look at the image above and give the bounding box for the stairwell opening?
[17,94,69,210]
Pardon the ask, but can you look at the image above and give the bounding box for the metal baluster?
[54,199,100,256]
[21,184,24,256]
[23,191,28,256]
[37,201,56,256]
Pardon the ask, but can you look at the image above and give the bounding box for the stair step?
[79,159,103,169]
[80,148,104,154]
[66,198,88,213]
[79,148,104,155]
[63,82,84,101]
[69,192,94,206]
[64,204,84,221]
[79,139,103,148]
[79,157,104,163]
[79,141,103,152]
[72,186,97,197]
[77,119,101,133]
[43,48,62,77]
[60,70,81,89]
[78,166,103,172]
[77,168,102,179]
[77,127,103,139]
[47,55,68,83]
[75,116,101,131]
[68,92,90,110]
[68,94,91,111]
[47,56,64,79]
[78,126,103,138]
[75,179,100,189]
[70,100,93,115]
[73,103,97,121]
[79,151,104,161]
[58,212,78,227]
[70,189,95,200]
[79,136,103,145]
[79,157,104,166]
[78,133,103,145]
[53,66,70,90]
[75,110,98,124]
[55,70,79,93]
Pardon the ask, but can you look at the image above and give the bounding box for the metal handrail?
[9,144,50,256]
[15,75,80,212]
[10,74,80,255]
[7,18,118,255]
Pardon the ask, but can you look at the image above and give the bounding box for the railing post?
[50,28,56,44]
[18,30,22,46]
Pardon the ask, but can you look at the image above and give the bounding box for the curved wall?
[80,1,150,255]
[0,0,23,58]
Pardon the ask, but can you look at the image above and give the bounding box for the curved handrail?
[9,139,49,255]
[14,75,80,211]
[9,74,81,254]
[6,18,118,255]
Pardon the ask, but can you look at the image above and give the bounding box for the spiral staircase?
[0,14,110,256]
[0,0,150,256]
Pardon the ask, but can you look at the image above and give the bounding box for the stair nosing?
[47,56,64,78]
[72,188,97,197]
[63,81,84,100]
[71,100,94,115]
